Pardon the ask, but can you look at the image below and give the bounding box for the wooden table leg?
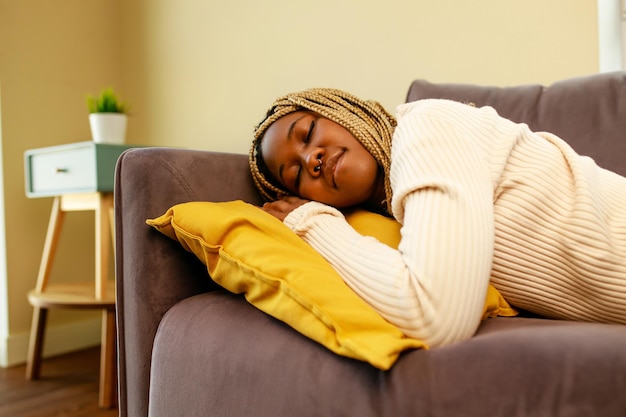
[95,193,112,300]
[99,308,117,408]
[25,306,48,379]
[97,193,117,408]
[26,197,63,380]
[35,197,64,293]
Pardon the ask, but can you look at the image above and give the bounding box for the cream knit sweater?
[283,99,626,347]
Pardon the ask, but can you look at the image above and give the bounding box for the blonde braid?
[249,88,396,214]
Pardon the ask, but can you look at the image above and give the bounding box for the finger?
[262,201,283,210]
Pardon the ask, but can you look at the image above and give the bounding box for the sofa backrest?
[405,72,626,176]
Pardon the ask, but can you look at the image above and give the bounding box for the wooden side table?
[24,141,134,408]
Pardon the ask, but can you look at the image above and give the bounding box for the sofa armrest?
[114,147,262,416]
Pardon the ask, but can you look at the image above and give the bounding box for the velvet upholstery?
[115,72,626,417]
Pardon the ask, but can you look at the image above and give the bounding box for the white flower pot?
[89,113,127,144]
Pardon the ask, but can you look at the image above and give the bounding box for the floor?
[0,347,119,417]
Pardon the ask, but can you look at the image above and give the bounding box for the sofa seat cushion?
[149,290,626,417]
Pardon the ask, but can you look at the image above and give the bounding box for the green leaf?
[86,87,129,113]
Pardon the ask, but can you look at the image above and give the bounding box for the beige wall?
[0,0,599,365]
[121,0,598,153]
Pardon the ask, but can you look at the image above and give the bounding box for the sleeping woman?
[248,88,626,347]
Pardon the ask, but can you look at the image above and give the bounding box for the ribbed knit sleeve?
[284,201,462,344]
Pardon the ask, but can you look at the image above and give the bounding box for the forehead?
[265,110,310,136]
[260,111,310,152]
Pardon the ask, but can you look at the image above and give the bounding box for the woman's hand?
[261,196,310,221]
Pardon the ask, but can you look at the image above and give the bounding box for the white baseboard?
[0,317,102,367]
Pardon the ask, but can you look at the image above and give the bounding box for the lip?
[324,150,343,188]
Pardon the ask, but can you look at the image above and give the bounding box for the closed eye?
[304,120,315,143]
[295,119,316,189]
[294,167,302,190]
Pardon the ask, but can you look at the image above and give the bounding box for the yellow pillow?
[147,200,426,370]
[343,210,518,320]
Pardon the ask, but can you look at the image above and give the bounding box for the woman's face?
[260,110,383,209]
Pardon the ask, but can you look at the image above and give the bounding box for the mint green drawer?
[25,141,136,198]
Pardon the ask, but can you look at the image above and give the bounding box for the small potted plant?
[86,88,129,144]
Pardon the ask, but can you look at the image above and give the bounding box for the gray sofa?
[115,72,626,417]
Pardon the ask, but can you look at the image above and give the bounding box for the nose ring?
[314,157,322,172]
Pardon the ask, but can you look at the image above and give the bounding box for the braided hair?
[249,88,397,214]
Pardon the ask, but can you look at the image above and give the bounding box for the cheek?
[356,157,379,179]
[348,161,380,195]
[329,160,380,207]
[347,147,380,182]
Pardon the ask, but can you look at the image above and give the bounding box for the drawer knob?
[55,168,69,173]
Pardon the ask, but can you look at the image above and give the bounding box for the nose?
[303,149,323,177]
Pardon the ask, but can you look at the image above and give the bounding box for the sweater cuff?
[283,201,344,235]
